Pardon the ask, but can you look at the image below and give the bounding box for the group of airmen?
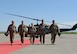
[5,19,60,45]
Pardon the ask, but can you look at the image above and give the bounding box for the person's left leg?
[43,34,45,44]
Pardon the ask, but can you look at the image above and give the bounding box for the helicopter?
[5,13,77,37]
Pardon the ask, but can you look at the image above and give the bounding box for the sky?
[0,0,77,31]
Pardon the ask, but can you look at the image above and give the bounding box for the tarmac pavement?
[0,34,77,54]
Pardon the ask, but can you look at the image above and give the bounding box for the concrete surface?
[0,34,77,54]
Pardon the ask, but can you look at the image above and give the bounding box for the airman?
[7,20,16,45]
[29,23,36,44]
[49,20,60,44]
[38,19,46,44]
[18,20,27,45]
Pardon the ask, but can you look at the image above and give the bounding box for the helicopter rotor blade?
[44,21,71,27]
[56,23,72,27]
[5,13,42,21]
[5,13,72,27]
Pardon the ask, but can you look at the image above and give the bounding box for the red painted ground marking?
[0,39,39,54]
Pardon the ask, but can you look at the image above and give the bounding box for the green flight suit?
[49,24,60,44]
[18,24,27,44]
[29,26,36,44]
[38,23,46,44]
[7,24,16,44]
